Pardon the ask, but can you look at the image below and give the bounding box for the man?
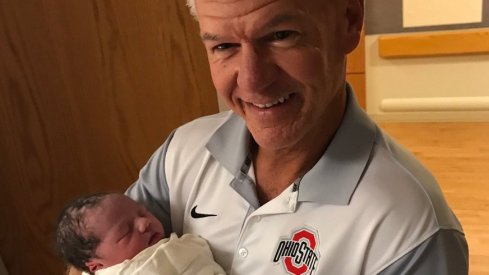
[126,0,468,274]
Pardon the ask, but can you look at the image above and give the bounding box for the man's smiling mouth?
[251,93,293,109]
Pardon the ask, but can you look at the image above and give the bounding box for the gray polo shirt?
[127,86,468,274]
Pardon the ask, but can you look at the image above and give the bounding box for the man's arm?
[378,229,468,275]
[125,131,175,234]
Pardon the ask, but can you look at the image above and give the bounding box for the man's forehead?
[200,11,305,41]
[194,0,333,23]
[195,0,298,17]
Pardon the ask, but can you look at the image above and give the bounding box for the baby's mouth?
[148,232,163,246]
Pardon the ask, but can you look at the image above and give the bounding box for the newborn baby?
[56,193,225,275]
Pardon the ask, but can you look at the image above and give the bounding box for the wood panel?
[347,30,366,74]
[0,0,217,274]
[346,73,366,109]
[380,122,489,275]
[347,30,366,109]
[378,28,489,58]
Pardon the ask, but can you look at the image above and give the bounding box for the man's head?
[191,0,363,152]
[186,0,197,17]
[56,193,165,274]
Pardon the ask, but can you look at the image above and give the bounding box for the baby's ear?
[85,259,104,273]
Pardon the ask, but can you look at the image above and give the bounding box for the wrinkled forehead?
[195,0,278,16]
[194,0,333,19]
[194,0,339,38]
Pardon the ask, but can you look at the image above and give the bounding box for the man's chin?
[251,128,300,152]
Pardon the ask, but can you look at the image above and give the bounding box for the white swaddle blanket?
[82,233,225,275]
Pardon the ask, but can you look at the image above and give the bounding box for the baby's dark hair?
[55,193,110,273]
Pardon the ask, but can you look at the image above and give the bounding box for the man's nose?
[236,45,278,93]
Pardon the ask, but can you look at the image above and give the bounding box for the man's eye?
[267,30,301,48]
[212,43,238,52]
[273,31,294,41]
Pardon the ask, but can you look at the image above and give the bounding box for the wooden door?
[347,31,366,109]
[0,1,217,274]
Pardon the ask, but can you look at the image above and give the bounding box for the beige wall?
[365,32,489,122]
[365,0,489,122]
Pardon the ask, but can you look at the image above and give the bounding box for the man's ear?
[85,259,104,274]
[344,0,364,54]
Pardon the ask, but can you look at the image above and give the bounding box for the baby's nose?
[135,217,150,232]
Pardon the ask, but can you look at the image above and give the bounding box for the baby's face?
[84,194,165,272]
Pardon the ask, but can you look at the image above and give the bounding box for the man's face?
[85,195,165,272]
[196,0,362,151]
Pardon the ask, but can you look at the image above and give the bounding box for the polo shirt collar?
[298,85,377,204]
[206,113,250,176]
[206,84,377,205]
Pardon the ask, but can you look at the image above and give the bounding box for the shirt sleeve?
[377,229,468,275]
[125,130,176,234]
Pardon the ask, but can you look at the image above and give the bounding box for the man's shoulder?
[176,111,234,136]
[364,131,462,231]
[169,111,248,161]
[168,111,234,150]
[349,133,465,273]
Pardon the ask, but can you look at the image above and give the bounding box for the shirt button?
[238,248,248,258]
[255,216,261,222]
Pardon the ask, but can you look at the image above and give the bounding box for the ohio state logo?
[272,228,320,275]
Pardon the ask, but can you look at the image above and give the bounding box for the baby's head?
[56,193,165,274]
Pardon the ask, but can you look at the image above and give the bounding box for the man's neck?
[252,91,347,205]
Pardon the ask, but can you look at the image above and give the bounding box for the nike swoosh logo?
[190,205,217,219]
